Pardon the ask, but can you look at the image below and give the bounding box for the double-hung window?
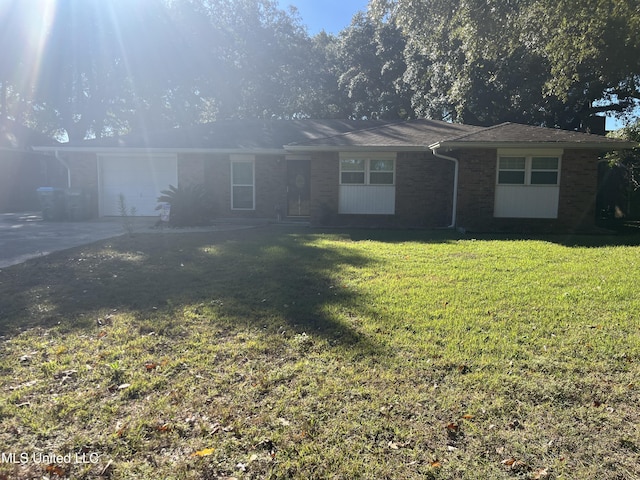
[231,155,255,210]
[497,156,559,186]
[339,153,396,214]
[494,150,562,219]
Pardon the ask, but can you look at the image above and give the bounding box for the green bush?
[156,184,212,227]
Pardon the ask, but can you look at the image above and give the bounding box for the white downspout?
[54,150,72,188]
[430,147,458,229]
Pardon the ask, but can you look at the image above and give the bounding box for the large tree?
[0,0,316,140]
[333,12,413,120]
[163,0,313,121]
[537,0,640,121]
[603,120,640,219]
[0,0,183,140]
[371,0,640,128]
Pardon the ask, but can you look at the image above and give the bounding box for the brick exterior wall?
[309,151,455,227]
[557,149,599,230]
[395,152,455,227]
[0,152,66,212]
[180,153,286,220]
[455,149,498,230]
[255,155,287,219]
[456,148,600,232]
[310,152,340,225]
[178,155,206,187]
[67,152,99,217]
[68,147,601,232]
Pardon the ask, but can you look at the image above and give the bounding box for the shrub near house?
[156,184,213,227]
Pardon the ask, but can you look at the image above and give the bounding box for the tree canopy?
[372,0,640,128]
[0,0,638,139]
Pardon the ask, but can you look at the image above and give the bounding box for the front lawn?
[0,227,639,479]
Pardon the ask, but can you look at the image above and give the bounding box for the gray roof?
[286,119,484,150]
[71,119,389,151]
[36,119,637,152]
[430,122,637,149]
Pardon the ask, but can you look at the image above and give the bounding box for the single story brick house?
[33,119,636,232]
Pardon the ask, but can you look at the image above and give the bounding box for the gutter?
[54,150,72,188]
[430,147,459,229]
[428,141,638,150]
[34,146,290,155]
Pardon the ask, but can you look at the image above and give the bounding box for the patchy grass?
[0,227,639,480]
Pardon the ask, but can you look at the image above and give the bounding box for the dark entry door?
[287,160,310,216]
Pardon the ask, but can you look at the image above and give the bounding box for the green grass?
[0,227,639,479]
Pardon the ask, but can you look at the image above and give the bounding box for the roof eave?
[285,145,429,152]
[429,141,639,150]
[32,146,288,155]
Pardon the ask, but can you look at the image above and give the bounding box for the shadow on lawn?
[0,227,377,350]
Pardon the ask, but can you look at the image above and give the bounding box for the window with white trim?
[339,153,396,215]
[340,157,395,185]
[231,155,255,210]
[494,150,562,219]
[497,156,560,186]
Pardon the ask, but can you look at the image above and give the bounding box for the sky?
[276,0,369,34]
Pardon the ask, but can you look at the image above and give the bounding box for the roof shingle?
[46,119,637,151]
[431,122,635,149]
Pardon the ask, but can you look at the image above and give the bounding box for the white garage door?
[99,154,178,216]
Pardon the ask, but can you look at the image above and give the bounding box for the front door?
[287,160,310,217]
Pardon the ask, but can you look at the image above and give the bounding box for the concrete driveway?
[0,213,268,268]
[0,212,129,268]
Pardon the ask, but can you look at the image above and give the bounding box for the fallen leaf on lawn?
[502,458,529,472]
[430,460,442,468]
[156,423,171,432]
[97,331,107,339]
[511,460,529,472]
[145,362,158,371]
[191,448,215,457]
[388,441,399,450]
[445,422,459,432]
[45,464,65,476]
[532,468,550,479]
[117,383,131,390]
[462,414,474,420]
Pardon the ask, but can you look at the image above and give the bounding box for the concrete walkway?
[0,213,266,268]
